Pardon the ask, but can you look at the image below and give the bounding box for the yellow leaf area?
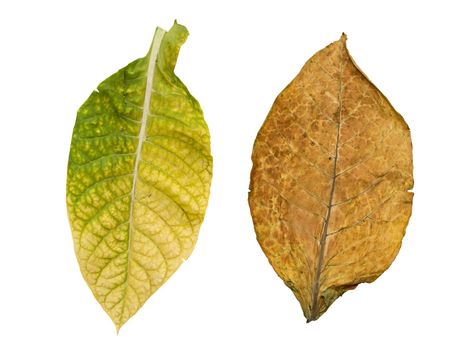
[66,23,212,331]
[249,34,413,322]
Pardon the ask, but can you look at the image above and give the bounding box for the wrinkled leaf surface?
[66,23,212,330]
[249,34,413,321]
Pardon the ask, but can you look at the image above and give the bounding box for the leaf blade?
[66,23,212,331]
[248,34,413,321]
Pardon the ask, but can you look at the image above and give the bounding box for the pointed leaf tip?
[340,32,347,44]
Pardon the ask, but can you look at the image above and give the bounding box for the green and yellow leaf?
[66,22,212,331]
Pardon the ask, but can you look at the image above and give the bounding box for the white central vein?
[123,28,165,318]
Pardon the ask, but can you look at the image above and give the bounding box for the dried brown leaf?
[248,34,413,322]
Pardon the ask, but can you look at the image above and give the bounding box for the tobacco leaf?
[248,34,413,321]
[66,22,212,331]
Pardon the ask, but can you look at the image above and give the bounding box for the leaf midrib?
[308,52,346,321]
[120,27,166,327]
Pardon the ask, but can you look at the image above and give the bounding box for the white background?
[1,0,453,348]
